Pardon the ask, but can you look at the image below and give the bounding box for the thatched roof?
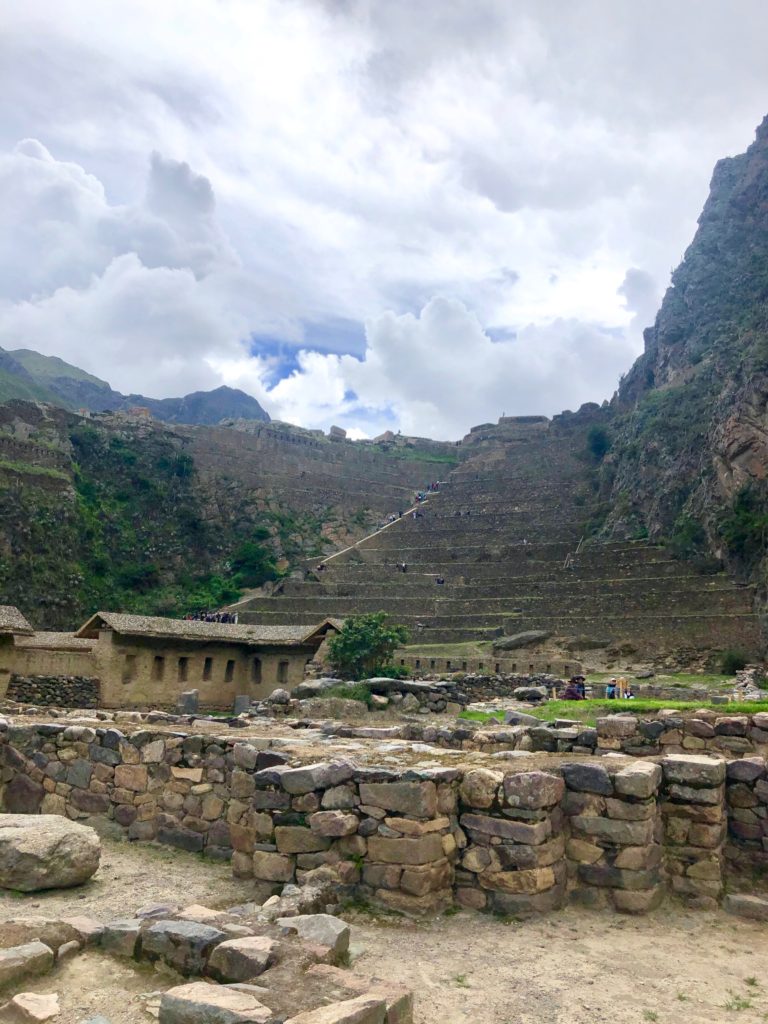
[75,612,342,647]
[0,606,34,636]
[16,632,94,650]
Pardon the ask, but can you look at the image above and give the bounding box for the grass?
[642,1012,658,1022]
[460,698,768,727]
[0,458,70,481]
[724,992,752,1011]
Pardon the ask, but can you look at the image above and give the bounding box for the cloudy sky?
[1,1,767,439]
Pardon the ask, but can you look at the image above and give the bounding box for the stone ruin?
[2,693,768,1020]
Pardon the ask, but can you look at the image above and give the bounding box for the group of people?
[184,610,239,623]
[561,674,635,700]
[606,677,635,699]
[561,675,587,700]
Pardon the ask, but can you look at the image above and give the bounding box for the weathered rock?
[284,995,387,1024]
[2,775,44,814]
[458,769,502,809]
[502,771,564,809]
[493,631,550,650]
[281,763,354,795]
[252,851,294,882]
[724,893,768,921]
[661,755,726,788]
[0,991,60,1021]
[267,688,291,705]
[308,812,359,837]
[726,757,765,782]
[159,981,271,1023]
[101,919,142,958]
[512,687,547,702]
[0,815,100,892]
[276,914,350,956]
[206,936,277,982]
[142,920,227,975]
[0,942,54,991]
[357,782,437,819]
[560,763,613,795]
[614,762,662,800]
[367,835,444,865]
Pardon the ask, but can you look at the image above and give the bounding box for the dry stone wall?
[6,675,100,709]
[1,721,766,918]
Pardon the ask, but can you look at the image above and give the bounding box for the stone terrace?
[235,417,761,662]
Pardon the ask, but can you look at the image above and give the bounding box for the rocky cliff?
[600,116,768,608]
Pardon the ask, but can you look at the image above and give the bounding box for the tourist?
[606,678,617,699]
[575,676,587,698]
[562,678,585,700]
[436,576,445,585]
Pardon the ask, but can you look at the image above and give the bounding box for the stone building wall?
[6,675,100,708]
[1,722,765,917]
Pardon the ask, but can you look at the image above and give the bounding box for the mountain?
[597,115,768,596]
[0,347,270,425]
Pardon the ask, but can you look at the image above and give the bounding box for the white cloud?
[0,1,767,434]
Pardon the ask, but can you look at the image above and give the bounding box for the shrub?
[327,612,409,681]
[586,425,611,462]
[719,486,768,562]
[721,649,748,675]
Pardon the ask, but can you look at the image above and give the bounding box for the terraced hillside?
[235,415,762,665]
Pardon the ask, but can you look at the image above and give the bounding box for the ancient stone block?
[114,764,148,793]
[570,815,654,846]
[605,798,655,821]
[479,866,555,894]
[459,813,550,845]
[281,762,354,795]
[2,775,44,814]
[0,940,54,989]
[726,757,765,782]
[276,914,350,956]
[206,935,277,982]
[662,755,725,788]
[383,816,450,836]
[275,827,330,855]
[459,768,503,809]
[309,811,359,837]
[358,782,437,819]
[373,887,452,915]
[159,981,271,1024]
[724,893,768,921]
[614,762,661,799]
[560,763,612,795]
[501,770,564,810]
[366,834,444,865]
[143,919,227,975]
[666,783,723,805]
[577,864,659,890]
[596,716,638,738]
[400,859,452,896]
[101,920,142,958]
[252,850,294,882]
[612,887,664,914]
[282,995,386,1024]
[566,838,603,864]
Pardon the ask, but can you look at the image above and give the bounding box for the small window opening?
[251,658,262,683]
[224,659,235,683]
[277,660,289,684]
[152,655,165,681]
[177,657,189,682]
[203,657,213,681]
[122,654,136,684]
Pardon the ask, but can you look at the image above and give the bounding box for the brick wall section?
[563,760,664,913]
[661,755,727,909]
[0,723,765,918]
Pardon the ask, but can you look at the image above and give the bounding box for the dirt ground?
[349,904,768,1024]
[2,834,767,1023]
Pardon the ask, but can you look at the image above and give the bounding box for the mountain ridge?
[0,346,270,426]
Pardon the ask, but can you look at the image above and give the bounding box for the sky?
[1,1,767,440]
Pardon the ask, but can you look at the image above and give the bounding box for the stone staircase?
[233,416,762,662]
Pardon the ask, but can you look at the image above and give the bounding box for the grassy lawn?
[459,698,768,727]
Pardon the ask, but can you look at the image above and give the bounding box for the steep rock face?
[603,116,768,601]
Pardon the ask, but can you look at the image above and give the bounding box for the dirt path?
[3,835,766,1023]
[348,904,768,1024]
[0,829,259,922]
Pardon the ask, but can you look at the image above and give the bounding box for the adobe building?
[0,606,341,709]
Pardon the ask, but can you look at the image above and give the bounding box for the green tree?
[230,532,278,588]
[327,612,409,680]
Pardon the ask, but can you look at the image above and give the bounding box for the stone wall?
[6,675,100,708]
[313,711,768,760]
[1,722,765,918]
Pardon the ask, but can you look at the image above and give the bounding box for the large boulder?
[0,815,100,892]
[492,631,550,651]
[512,687,547,703]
